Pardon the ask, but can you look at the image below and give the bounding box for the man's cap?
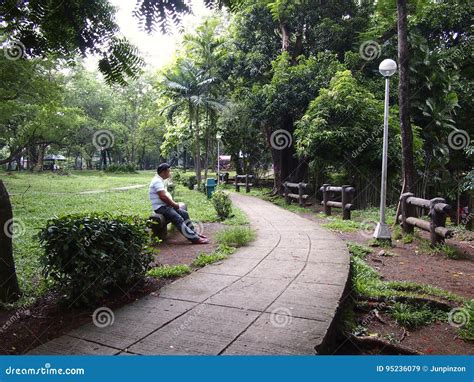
[157,163,171,174]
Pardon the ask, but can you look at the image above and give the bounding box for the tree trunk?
[397,0,415,193]
[203,109,210,182]
[0,180,21,303]
[280,23,290,52]
[194,106,202,187]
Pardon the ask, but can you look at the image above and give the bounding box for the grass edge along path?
[347,242,473,342]
[147,226,256,278]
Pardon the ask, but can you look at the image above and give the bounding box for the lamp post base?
[373,222,391,240]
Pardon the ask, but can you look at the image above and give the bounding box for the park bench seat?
[147,203,187,241]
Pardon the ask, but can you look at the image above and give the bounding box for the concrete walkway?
[28,193,350,355]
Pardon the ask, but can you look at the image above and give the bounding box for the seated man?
[149,163,209,244]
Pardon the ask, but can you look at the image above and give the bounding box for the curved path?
[28,193,350,355]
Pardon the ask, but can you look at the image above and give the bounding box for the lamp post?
[216,133,222,185]
[373,58,397,241]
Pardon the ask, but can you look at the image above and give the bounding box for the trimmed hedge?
[38,213,152,306]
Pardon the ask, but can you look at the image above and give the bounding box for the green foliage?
[401,233,414,244]
[390,302,444,329]
[457,300,474,341]
[417,236,458,259]
[321,218,360,232]
[38,213,152,306]
[104,163,137,173]
[212,189,232,220]
[1,0,143,84]
[348,244,463,303]
[215,226,255,247]
[147,264,190,278]
[98,37,145,85]
[368,238,394,249]
[296,70,402,170]
[134,0,192,33]
[347,242,372,259]
[187,175,197,189]
[191,245,236,267]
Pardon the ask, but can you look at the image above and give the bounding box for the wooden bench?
[147,202,187,241]
[235,174,254,193]
[283,182,310,207]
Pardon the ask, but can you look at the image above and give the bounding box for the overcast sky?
[85,0,213,71]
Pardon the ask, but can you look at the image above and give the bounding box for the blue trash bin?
[206,178,217,199]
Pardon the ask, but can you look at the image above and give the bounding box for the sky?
[85,0,213,71]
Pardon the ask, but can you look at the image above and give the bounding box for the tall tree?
[161,60,221,186]
[0,180,21,303]
[397,0,415,192]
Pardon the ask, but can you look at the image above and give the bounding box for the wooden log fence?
[283,182,310,207]
[399,193,453,245]
[319,184,355,220]
[235,174,254,193]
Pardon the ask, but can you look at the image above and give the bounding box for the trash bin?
[206,178,217,199]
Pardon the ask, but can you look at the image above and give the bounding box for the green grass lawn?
[1,170,247,300]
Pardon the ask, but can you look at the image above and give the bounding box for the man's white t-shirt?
[149,175,172,211]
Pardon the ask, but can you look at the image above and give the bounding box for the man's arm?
[158,190,180,209]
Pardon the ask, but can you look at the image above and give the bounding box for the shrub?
[172,170,183,183]
[38,213,152,306]
[104,163,137,173]
[166,180,176,197]
[212,190,232,219]
[187,175,197,190]
[216,226,255,247]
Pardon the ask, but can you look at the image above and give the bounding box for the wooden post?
[284,182,291,204]
[341,185,350,220]
[235,176,240,192]
[245,174,250,193]
[298,183,304,207]
[323,184,331,216]
[400,192,414,234]
[430,197,446,246]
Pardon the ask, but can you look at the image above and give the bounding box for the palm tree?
[161,60,223,186]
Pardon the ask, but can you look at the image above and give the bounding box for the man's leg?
[176,208,194,230]
[176,208,207,238]
[156,206,199,242]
